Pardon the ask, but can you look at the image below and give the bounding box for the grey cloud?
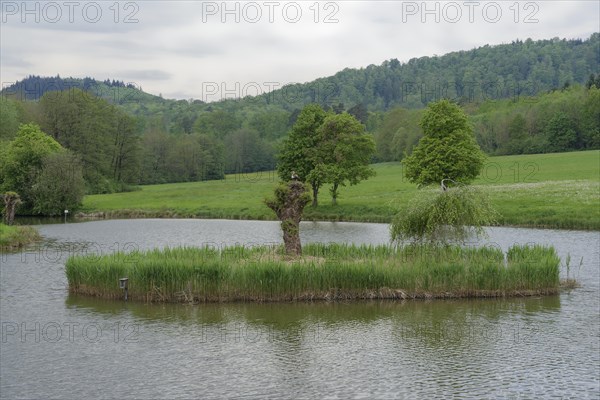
[0,1,204,34]
[158,41,224,58]
[118,70,172,81]
[0,51,33,69]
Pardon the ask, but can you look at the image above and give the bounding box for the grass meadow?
[81,150,600,230]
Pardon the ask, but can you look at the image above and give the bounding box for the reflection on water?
[66,293,562,329]
[1,219,598,399]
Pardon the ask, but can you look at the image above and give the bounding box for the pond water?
[1,219,599,399]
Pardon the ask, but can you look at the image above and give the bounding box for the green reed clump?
[65,243,562,302]
[0,223,41,251]
[505,244,561,289]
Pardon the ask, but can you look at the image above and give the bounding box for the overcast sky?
[1,1,598,100]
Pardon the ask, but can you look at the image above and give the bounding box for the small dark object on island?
[119,278,129,301]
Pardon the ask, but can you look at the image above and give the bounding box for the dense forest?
[1,34,598,201]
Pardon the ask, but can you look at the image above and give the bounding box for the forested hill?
[251,33,600,111]
[4,33,599,116]
[1,75,162,104]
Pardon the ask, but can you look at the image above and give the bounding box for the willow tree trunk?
[266,181,311,257]
[2,192,22,226]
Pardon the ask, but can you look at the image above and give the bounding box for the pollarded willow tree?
[265,180,312,256]
[403,99,485,186]
[2,192,22,226]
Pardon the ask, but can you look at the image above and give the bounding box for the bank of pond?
[66,243,564,303]
[0,223,41,251]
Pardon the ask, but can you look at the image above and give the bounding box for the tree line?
[373,83,599,161]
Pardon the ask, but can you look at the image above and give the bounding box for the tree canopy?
[310,113,376,205]
[0,123,84,215]
[277,105,376,206]
[403,100,486,186]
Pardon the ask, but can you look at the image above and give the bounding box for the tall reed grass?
[65,243,561,302]
[0,223,41,251]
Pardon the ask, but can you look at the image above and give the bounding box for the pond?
[1,219,598,398]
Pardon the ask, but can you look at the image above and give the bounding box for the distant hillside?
[232,34,600,111]
[1,75,163,105]
[4,33,598,117]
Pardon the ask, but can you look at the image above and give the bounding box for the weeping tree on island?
[390,184,498,244]
[265,178,312,256]
[392,100,495,244]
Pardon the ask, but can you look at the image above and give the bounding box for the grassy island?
[0,223,41,251]
[66,243,562,303]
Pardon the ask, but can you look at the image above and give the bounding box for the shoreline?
[69,285,571,304]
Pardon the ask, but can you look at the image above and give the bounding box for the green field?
[82,150,600,230]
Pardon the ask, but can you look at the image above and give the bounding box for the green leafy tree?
[581,86,600,148]
[347,103,368,124]
[193,109,241,137]
[545,113,577,152]
[247,108,291,140]
[39,88,142,193]
[110,113,141,184]
[373,107,423,161]
[224,128,275,173]
[0,123,62,213]
[277,104,330,207]
[310,113,376,205]
[585,73,600,89]
[403,100,485,186]
[139,129,171,184]
[31,151,85,216]
[278,106,376,206]
[0,99,21,140]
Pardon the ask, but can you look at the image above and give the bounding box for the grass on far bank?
[81,150,600,230]
[0,223,41,251]
[66,243,561,303]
